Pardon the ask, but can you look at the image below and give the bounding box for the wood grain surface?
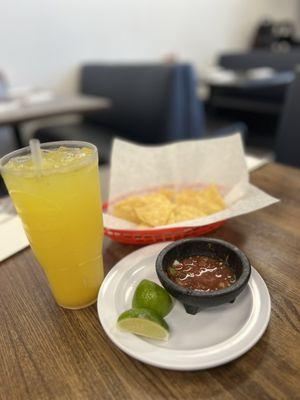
[0,163,299,400]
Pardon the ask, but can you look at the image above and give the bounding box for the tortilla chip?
[155,188,176,201]
[168,204,207,224]
[193,185,226,215]
[135,195,174,227]
[113,195,145,223]
[113,184,226,227]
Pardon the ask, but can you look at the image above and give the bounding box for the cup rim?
[0,140,98,176]
[155,238,251,299]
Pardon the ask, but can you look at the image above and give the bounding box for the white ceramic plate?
[98,242,271,370]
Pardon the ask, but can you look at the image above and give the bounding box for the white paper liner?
[103,134,278,231]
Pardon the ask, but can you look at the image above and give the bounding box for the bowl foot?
[183,304,200,315]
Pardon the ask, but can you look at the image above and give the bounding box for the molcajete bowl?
[155,238,251,315]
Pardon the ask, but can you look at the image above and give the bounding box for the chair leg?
[12,124,23,148]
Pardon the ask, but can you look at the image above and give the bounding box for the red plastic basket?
[103,203,226,245]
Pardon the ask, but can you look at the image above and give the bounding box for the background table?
[0,95,109,147]
[0,163,299,400]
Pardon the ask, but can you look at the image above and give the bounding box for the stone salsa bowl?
[155,238,251,315]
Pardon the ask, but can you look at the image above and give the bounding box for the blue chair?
[0,71,13,196]
[33,64,205,163]
[0,77,6,99]
[167,64,204,140]
[275,69,300,168]
[33,63,245,164]
[0,71,16,156]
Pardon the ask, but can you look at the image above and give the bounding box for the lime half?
[117,308,169,341]
[132,279,172,317]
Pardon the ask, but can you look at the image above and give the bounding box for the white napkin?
[245,154,271,172]
[0,212,28,262]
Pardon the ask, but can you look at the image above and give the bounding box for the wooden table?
[0,95,110,147]
[0,163,299,400]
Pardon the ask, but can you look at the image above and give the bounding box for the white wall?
[0,0,298,93]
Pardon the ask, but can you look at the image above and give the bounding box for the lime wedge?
[132,279,172,317]
[117,308,169,341]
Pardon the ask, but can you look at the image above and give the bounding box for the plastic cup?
[0,141,104,309]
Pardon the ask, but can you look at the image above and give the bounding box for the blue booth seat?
[33,64,205,164]
[276,69,300,168]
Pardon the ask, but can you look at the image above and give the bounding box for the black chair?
[0,71,13,197]
[218,50,300,72]
[34,63,204,164]
[0,71,19,155]
[207,51,300,150]
[210,50,298,116]
[275,70,300,168]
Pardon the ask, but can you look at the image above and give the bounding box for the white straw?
[29,139,43,173]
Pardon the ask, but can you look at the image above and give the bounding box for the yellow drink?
[0,142,104,309]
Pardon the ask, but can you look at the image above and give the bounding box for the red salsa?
[167,255,236,292]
